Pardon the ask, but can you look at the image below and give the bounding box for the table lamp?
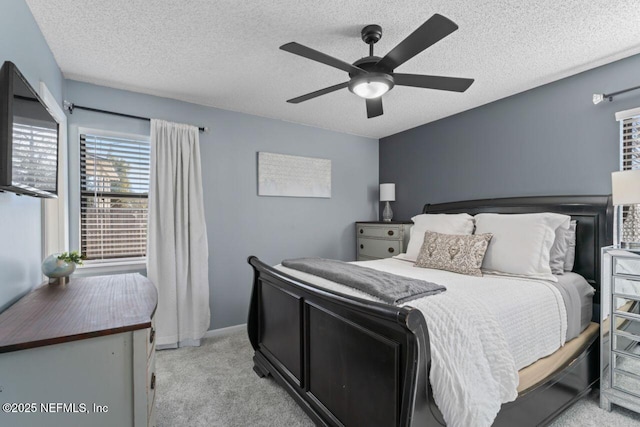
[380,183,395,222]
[612,170,640,248]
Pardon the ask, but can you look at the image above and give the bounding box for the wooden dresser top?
[0,273,157,353]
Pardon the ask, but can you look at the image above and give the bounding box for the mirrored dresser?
[601,247,640,413]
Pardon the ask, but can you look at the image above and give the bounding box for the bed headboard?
[423,195,613,302]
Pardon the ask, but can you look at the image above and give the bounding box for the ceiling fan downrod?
[361,25,382,57]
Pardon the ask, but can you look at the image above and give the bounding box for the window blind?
[12,119,58,192]
[80,133,150,261]
[621,115,640,171]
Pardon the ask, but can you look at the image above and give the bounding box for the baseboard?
[203,323,246,338]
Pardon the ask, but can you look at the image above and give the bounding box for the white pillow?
[475,213,571,282]
[549,220,574,275]
[404,213,475,261]
[563,221,577,271]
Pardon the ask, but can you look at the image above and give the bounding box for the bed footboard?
[247,256,439,427]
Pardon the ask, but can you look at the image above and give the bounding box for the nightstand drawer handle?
[360,244,364,249]
[388,247,395,253]
[150,327,155,344]
[360,229,364,234]
[150,373,156,390]
[388,230,394,236]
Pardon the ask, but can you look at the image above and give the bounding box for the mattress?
[551,272,594,340]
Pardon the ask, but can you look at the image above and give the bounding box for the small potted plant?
[42,251,86,285]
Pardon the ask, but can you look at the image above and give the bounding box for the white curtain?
[147,119,210,348]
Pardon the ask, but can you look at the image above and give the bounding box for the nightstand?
[601,246,640,414]
[356,221,412,261]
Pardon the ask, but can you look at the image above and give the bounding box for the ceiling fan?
[281,14,474,119]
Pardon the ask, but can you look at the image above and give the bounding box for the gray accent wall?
[65,80,378,330]
[380,54,640,221]
[0,0,64,312]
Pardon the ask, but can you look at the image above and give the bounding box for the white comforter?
[276,257,567,427]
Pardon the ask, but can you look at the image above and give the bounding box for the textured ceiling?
[25,0,640,138]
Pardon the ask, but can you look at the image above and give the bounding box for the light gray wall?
[379,54,640,220]
[65,80,378,329]
[0,0,64,312]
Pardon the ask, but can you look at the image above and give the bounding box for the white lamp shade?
[380,183,395,202]
[612,170,640,205]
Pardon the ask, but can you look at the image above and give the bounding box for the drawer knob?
[388,230,394,236]
[150,373,156,390]
[150,327,155,344]
[360,229,363,234]
[388,247,395,253]
[360,244,364,249]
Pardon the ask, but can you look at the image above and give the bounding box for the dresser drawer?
[613,369,640,398]
[357,224,404,240]
[147,350,156,418]
[148,402,156,427]
[615,277,640,300]
[147,315,156,360]
[614,296,640,317]
[613,329,640,355]
[615,257,640,277]
[358,238,401,259]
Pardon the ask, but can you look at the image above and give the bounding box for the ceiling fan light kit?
[280,13,475,119]
[348,73,394,99]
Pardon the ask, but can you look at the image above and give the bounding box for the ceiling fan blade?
[281,42,366,75]
[286,82,349,104]
[366,97,383,118]
[376,14,458,71]
[394,73,474,92]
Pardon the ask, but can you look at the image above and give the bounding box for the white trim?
[77,258,146,270]
[73,261,146,277]
[39,82,69,259]
[615,106,640,121]
[202,324,246,339]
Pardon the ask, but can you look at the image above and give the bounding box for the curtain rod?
[593,85,640,105]
[63,101,208,132]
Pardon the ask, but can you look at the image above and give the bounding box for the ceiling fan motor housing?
[361,24,382,45]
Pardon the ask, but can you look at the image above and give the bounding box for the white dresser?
[356,221,412,261]
[0,274,157,427]
[600,247,640,414]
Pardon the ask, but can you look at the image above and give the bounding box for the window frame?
[615,107,640,246]
[75,127,150,271]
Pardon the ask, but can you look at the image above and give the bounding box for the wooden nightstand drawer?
[355,222,412,261]
[358,224,404,240]
[358,238,401,259]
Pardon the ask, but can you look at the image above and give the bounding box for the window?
[80,133,150,262]
[621,114,640,171]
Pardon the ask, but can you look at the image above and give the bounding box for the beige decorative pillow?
[415,231,493,276]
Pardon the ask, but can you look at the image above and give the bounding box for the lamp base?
[622,205,640,249]
[382,201,393,222]
[621,241,640,250]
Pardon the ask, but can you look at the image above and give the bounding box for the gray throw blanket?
[281,257,446,304]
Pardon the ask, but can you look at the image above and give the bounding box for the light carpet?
[156,330,640,426]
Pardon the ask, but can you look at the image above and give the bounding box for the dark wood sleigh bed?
[247,195,613,426]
